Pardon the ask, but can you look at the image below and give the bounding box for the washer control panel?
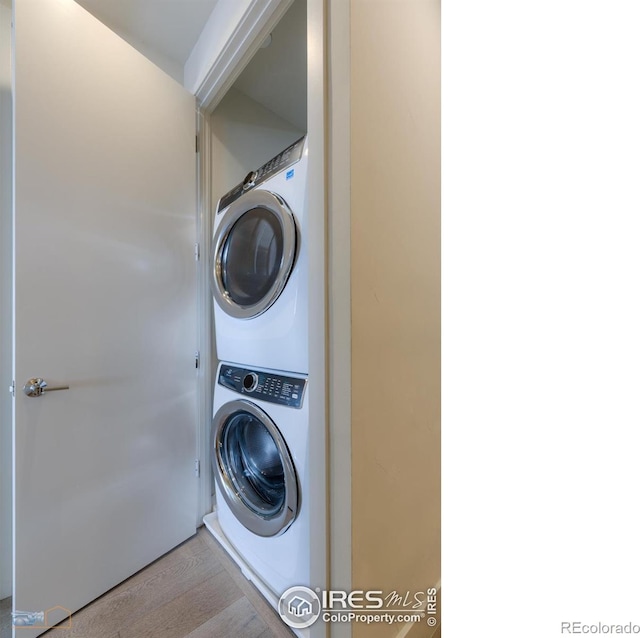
[218,364,307,409]
[217,136,306,213]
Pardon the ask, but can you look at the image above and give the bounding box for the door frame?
[192,0,299,524]
[0,0,13,603]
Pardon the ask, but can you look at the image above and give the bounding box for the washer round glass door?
[212,190,297,319]
[212,399,298,537]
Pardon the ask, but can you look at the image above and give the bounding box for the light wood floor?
[0,597,11,638]
[0,527,294,638]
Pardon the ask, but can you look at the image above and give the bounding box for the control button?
[242,373,259,393]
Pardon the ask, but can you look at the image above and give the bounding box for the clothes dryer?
[211,137,309,374]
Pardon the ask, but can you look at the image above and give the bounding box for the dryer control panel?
[218,364,307,409]
[217,136,306,213]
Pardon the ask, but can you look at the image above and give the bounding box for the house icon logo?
[288,595,313,617]
[278,586,321,629]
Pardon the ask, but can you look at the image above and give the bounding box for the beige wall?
[350,1,440,637]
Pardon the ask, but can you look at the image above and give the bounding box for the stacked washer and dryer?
[204,137,313,619]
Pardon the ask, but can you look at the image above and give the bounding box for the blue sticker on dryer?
[286,169,295,180]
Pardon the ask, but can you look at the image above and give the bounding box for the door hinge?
[194,459,200,478]
[8,380,15,397]
[195,351,200,369]
[194,243,200,261]
[195,135,199,153]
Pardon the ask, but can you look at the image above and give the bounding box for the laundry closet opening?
[206,0,307,513]
[201,0,317,621]
[209,0,307,219]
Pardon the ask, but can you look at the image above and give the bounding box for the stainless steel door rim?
[211,190,297,319]
[212,399,299,537]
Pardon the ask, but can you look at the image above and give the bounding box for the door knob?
[23,378,70,397]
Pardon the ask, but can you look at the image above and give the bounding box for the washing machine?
[211,136,309,375]
[205,361,311,606]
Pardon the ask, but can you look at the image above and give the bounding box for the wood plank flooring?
[0,527,294,638]
[0,597,11,638]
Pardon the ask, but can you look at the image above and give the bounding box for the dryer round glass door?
[212,399,298,537]
[211,190,297,319]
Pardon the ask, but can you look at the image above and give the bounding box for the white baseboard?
[203,512,278,606]
[202,512,309,638]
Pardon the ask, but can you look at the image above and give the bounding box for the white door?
[12,1,198,635]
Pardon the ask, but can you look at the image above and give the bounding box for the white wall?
[233,0,307,132]
[0,0,13,601]
[210,87,304,208]
[184,0,255,95]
